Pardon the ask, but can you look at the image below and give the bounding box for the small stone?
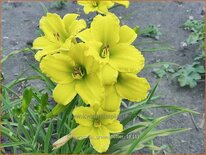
[189,16,194,20]
[180,42,187,47]
[3,36,9,39]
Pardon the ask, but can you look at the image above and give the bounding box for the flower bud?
[52,134,71,150]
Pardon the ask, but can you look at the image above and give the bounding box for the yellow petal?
[97,108,119,125]
[119,25,137,44]
[77,29,94,42]
[106,120,123,133]
[104,1,115,8]
[84,54,101,74]
[75,74,104,105]
[115,73,150,102]
[68,19,86,36]
[109,43,145,73]
[60,38,73,51]
[53,82,77,105]
[40,13,68,41]
[84,5,97,14]
[32,36,60,50]
[97,3,109,14]
[33,36,60,61]
[114,1,129,8]
[69,43,88,66]
[102,85,121,112]
[71,125,92,140]
[63,14,79,32]
[77,1,89,5]
[72,106,95,126]
[90,126,110,153]
[40,54,75,84]
[100,64,118,85]
[91,14,120,46]
[35,49,56,61]
[69,43,100,74]
[85,41,103,58]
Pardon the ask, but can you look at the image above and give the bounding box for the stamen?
[72,66,85,80]
[100,45,110,58]
[53,32,60,41]
[93,119,101,127]
[92,1,98,7]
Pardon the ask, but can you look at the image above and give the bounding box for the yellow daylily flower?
[77,14,144,85]
[77,0,114,14]
[111,72,151,102]
[32,13,86,61]
[113,0,129,8]
[40,43,104,106]
[53,105,123,153]
[77,0,129,14]
[102,85,121,112]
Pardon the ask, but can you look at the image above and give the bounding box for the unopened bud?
[52,134,71,150]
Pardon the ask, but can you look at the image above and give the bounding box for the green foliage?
[21,88,33,112]
[152,61,205,88]
[150,18,205,88]
[133,26,140,36]
[183,18,205,44]
[35,28,44,37]
[50,0,67,10]
[140,25,162,39]
[173,62,204,88]
[1,48,31,64]
[1,74,197,154]
[153,64,175,78]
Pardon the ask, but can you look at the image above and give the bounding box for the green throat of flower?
[100,45,110,58]
[92,1,98,7]
[72,66,86,80]
[93,119,101,127]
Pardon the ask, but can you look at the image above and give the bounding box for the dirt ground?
[2,1,205,154]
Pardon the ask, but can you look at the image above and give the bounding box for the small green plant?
[183,18,205,44]
[153,64,175,78]
[151,18,205,88]
[172,62,204,88]
[140,25,162,39]
[50,0,67,10]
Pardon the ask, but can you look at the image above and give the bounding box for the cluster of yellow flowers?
[33,1,150,153]
[78,0,129,14]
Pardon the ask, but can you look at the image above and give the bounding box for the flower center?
[53,32,61,41]
[93,119,101,127]
[72,66,85,80]
[92,1,98,7]
[100,45,110,58]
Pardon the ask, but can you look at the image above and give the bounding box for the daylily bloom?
[40,43,104,106]
[77,0,114,14]
[53,105,123,153]
[32,13,86,61]
[77,0,130,14]
[113,0,129,8]
[77,14,144,85]
[106,73,151,102]
[102,85,121,112]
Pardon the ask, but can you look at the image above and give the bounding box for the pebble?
[180,42,187,47]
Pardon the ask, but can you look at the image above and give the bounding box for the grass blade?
[126,112,181,153]
[44,123,54,153]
